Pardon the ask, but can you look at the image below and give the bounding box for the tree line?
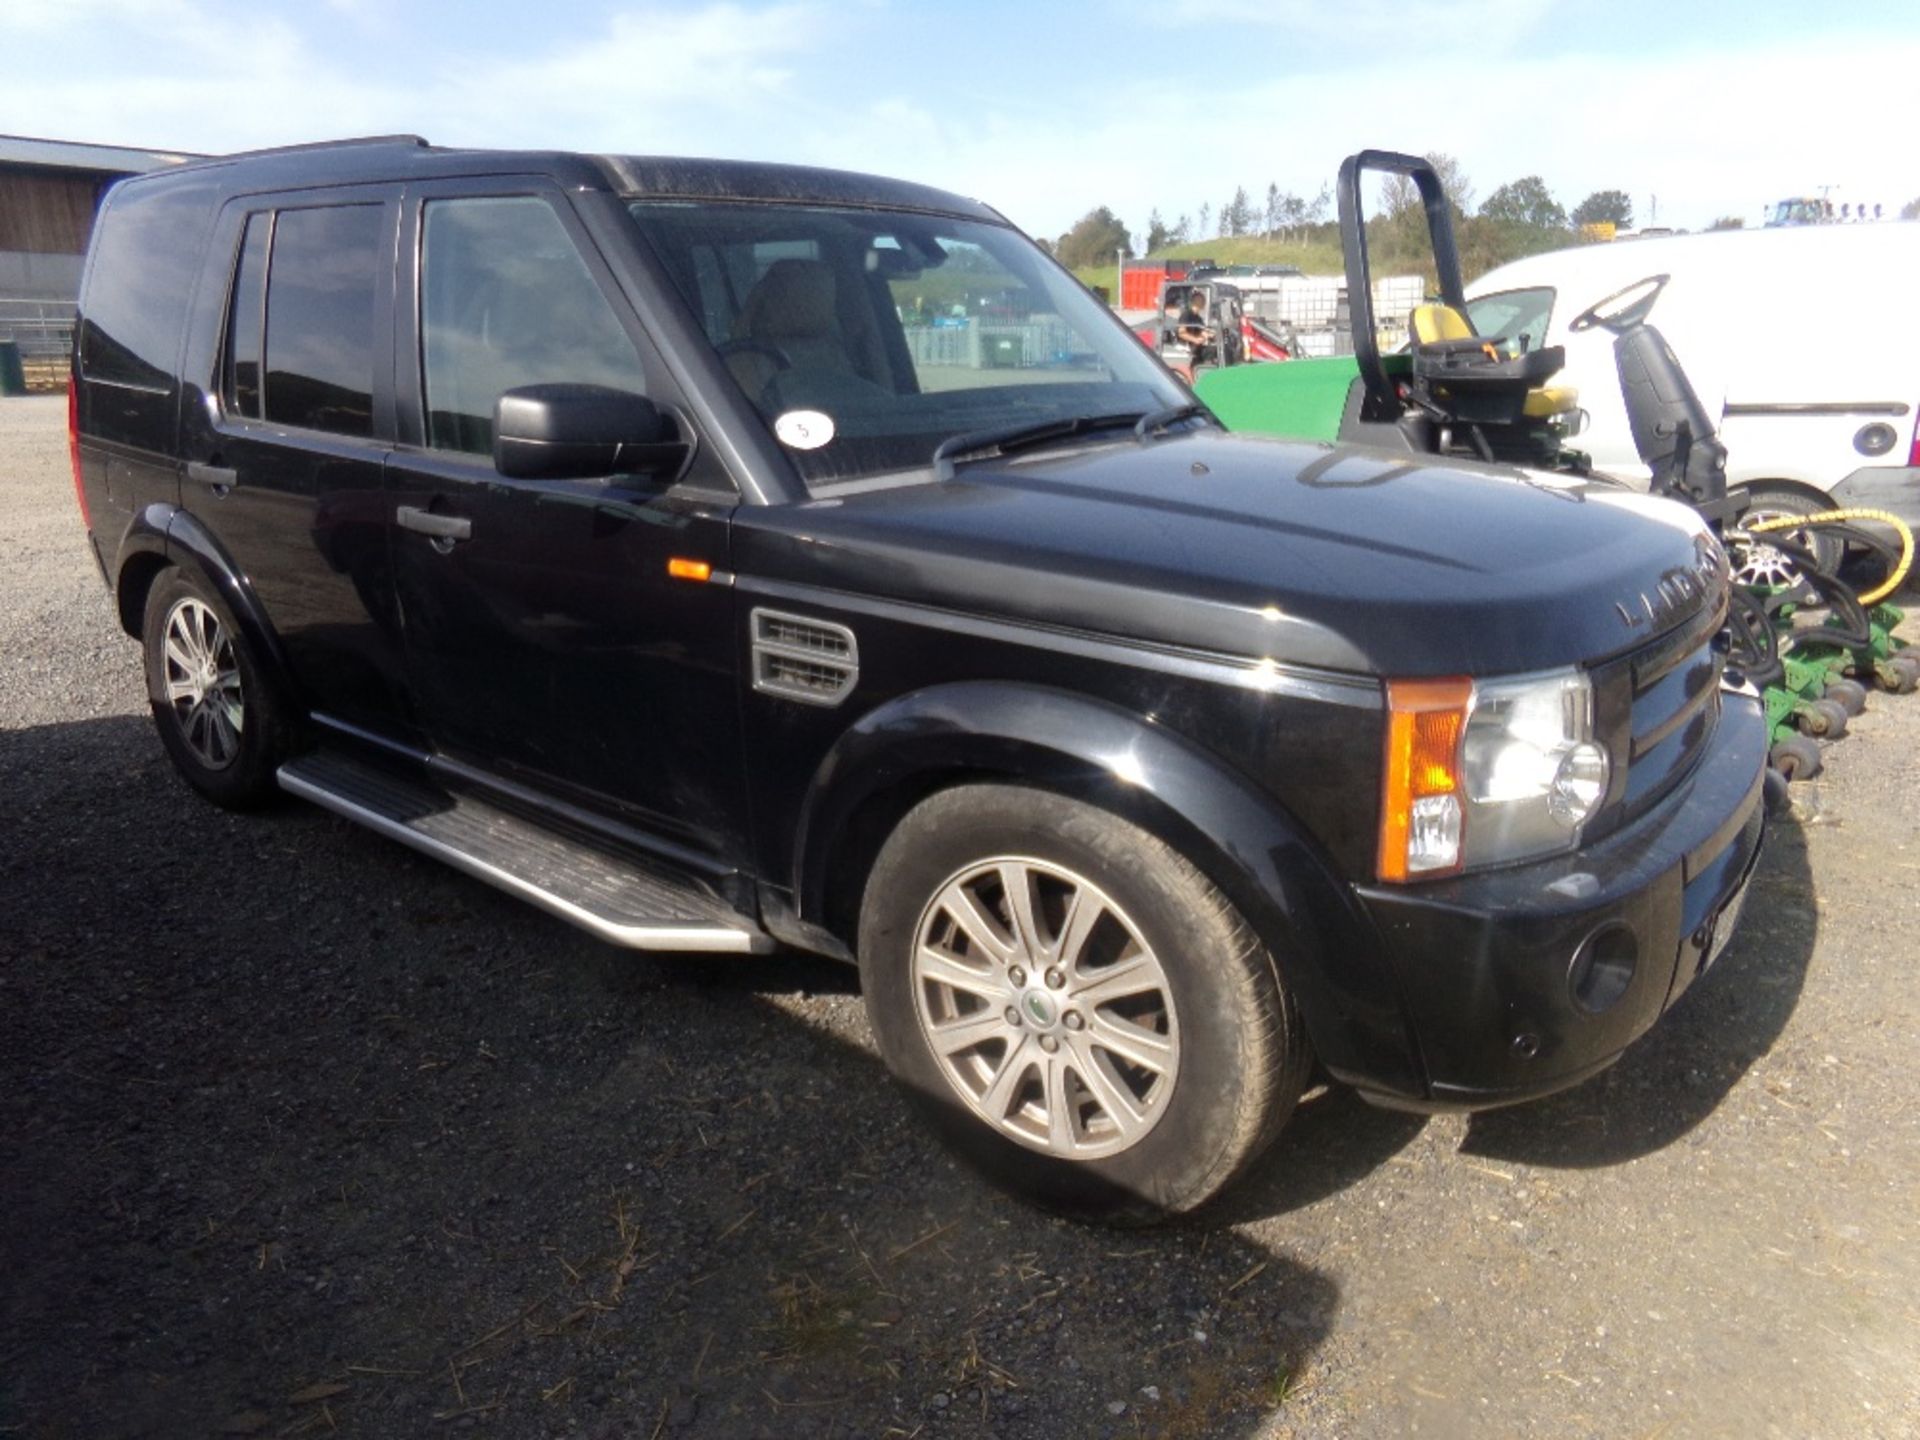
[1048,156,1645,277]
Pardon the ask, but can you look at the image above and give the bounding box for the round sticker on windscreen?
[774,410,835,450]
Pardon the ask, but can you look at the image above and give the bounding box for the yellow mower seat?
[1412,302,1575,419]
[1411,302,1474,344]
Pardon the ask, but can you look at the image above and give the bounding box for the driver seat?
[1408,302,1576,422]
[727,259,861,401]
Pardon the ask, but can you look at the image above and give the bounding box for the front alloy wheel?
[859,784,1311,1223]
[912,858,1179,1160]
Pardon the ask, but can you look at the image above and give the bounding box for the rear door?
[178,187,408,732]
[385,180,748,859]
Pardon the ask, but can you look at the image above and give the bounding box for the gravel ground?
[4,391,1919,1439]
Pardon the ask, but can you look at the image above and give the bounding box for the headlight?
[1461,669,1607,868]
[1379,667,1609,882]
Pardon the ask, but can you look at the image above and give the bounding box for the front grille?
[1594,601,1725,832]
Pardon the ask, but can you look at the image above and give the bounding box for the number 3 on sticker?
[774,410,835,450]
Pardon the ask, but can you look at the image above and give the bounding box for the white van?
[1464,224,1920,541]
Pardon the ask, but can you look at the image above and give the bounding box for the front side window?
[628,202,1185,486]
[420,196,646,456]
[263,204,383,436]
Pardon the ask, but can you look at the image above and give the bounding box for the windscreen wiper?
[931,411,1148,481]
[1132,402,1212,441]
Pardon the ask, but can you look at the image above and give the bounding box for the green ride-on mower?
[1197,149,1587,475]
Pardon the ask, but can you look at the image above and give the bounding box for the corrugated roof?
[0,134,200,175]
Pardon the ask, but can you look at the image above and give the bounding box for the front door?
[384,184,747,861]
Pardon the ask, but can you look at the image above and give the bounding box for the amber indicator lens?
[1379,677,1471,882]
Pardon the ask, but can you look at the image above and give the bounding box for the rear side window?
[80,178,215,391]
[223,214,269,419]
[262,205,384,437]
[419,196,644,455]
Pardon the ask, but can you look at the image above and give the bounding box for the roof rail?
[203,134,431,163]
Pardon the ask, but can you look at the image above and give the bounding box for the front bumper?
[1339,689,1768,1110]
[1828,464,1920,528]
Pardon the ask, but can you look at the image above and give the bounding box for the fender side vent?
[751,608,858,706]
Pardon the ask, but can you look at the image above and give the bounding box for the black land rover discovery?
[69,137,1767,1220]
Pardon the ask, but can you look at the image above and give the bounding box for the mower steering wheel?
[1568,274,1670,336]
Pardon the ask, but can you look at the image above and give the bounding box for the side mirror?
[493,383,687,481]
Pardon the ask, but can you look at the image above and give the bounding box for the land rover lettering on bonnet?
[70,137,1767,1220]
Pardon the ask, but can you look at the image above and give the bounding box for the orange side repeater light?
[1378,676,1472,883]
[667,556,713,583]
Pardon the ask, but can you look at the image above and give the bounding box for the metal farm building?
[1,135,194,389]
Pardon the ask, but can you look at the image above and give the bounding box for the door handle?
[186,461,239,490]
[396,506,473,542]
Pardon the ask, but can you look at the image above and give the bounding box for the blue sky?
[4,0,1917,241]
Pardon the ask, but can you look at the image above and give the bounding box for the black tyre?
[1881,656,1920,695]
[142,567,296,809]
[1732,487,1843,588]
[1768,735,1822,782]
[1762,767,1792,816]
[1824,678,1868,717]
[857,784,1311,1224]
[1796,698,1849,739]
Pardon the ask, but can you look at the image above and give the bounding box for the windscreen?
[627,202,1185,485]
[1464,287,1556,353]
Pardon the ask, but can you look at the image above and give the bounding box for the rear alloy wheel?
[143,568,294,808]
[161,597,244,769]
[859,784,1310,1223]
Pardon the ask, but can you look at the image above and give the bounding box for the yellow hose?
[1745,506,1915,606]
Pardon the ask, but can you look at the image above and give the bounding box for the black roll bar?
[1336,150,1466,420]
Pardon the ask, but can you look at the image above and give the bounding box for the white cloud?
[0,2,823,156]
[796,28,1920,241]
[1157,0,1555,48]
[0,0,197,35]
[437,5,819,149]
[2,2,1914,244]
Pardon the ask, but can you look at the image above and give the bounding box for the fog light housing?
[1568,924,1638,1015]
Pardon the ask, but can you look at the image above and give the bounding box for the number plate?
[1703,872,1752,971]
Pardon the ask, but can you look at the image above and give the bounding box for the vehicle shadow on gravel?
[1203,1085,1428,1227]
[1461,812,1816,1168]
[2,716,1340,1440]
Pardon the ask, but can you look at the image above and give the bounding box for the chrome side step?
[278,749,770,954]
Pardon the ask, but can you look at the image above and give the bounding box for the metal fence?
[1237,275,1425,359]
[904,318,1084,370]
[0,298,75,387]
